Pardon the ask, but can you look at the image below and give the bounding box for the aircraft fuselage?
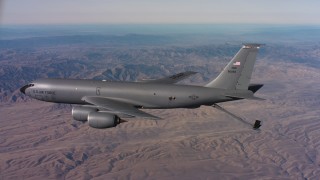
[22,78,235,109]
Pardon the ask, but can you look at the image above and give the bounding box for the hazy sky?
[1,0,320,25]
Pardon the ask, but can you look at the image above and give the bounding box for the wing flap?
[82,96,161,119]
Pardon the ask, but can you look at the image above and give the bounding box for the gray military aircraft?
[20,44,264,129]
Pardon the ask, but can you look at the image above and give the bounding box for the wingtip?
[242,43,265,49]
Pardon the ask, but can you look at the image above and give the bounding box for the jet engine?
[72,106,98,121]
[88,112,122,129]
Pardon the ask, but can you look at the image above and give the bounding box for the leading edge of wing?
[81,96,161,120]
[139,71,197,84]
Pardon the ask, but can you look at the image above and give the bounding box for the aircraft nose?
[20,85,29,94]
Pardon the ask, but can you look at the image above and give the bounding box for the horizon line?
[2,22,320,27]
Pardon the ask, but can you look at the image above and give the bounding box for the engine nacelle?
[88,112,121,129]
[72,106,98,121]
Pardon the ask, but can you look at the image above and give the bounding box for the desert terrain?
[0,25,320,179]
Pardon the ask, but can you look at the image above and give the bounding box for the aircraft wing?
[81,96,161,119]
[139,71,197,84]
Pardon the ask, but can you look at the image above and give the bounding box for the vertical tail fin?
[205,44,262,90]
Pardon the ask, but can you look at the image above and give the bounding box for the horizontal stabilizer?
[226,95,265,101]
[248,84,264,93]
[225,91,265,101]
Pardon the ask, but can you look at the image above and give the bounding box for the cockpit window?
[20,83,34,94]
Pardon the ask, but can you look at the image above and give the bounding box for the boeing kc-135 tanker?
[20,44,264,129]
